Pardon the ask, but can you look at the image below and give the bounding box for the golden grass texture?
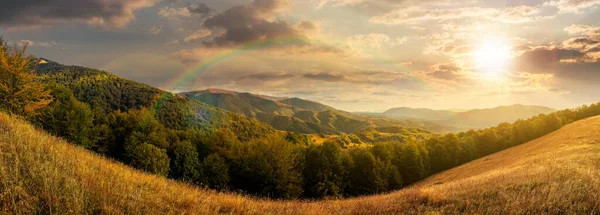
[1,112,599,214]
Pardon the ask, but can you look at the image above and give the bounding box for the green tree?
[36,84,94,148]
[168,141,201,182]
[303,142,346,198]
[347,147,386,195]
[129,143,170,176]
[200,153,230,191]
[0,41,52,116]
[395,141,426,184]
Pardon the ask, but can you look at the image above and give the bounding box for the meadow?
[2,112,599,214]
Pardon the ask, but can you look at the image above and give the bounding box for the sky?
[1,0,599,112]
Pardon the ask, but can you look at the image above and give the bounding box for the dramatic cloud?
[0,0,160,30]
[202,0,297,46]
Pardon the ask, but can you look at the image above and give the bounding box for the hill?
[2,111,599,214]
[180,89,455,134]
[34,60,272,138]
[381,104,555,130]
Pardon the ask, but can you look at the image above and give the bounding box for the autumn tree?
[0,41,52,116]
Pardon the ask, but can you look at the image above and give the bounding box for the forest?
[3,39,600,200]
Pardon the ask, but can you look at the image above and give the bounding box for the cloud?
[202,0,297,46]
[10,40,57,47]
[236,70,297,82]
[514,47,587,72]
[0,0,159,30]
[159,3,212,20]
[302,72,347,82]
[159,7,193,19]
[149,25,163,35]
[370,6,550,25]
[544,0,600,14]
[184,29,212,42]
[347,33,391,50]
[187,3,212,15]
[564,24,594,35]
[314,0,468,9]
[425,63,468,81]
[295,20,321,35]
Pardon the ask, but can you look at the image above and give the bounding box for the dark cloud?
[236,70,297,81]
[426,63,466,81]
[187,3,212,15]
[203,0,303,46]
[514,47,587,72]
[0,0,159,29]
[302,72,346,82]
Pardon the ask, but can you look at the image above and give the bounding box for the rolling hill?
[381,104,556,130]
[34,59,273,139]
[2,111,599,214]
[180,89,455,134]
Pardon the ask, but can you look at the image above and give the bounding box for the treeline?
[3,39,600,200]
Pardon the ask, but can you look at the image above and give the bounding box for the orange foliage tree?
[0,40,52,116]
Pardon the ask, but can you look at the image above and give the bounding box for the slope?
[180,89,455,134]
[34,60,272,138]
[2,112,598,214]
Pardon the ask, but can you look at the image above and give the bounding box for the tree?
[200,153,230,191]
[129,143,170,176]
[303,142,346,198]
[543,113,563,133]
[36,84,94,148]
[0,41,52,116]
[395,141,426,184]
[228,134,303,199]
[347,147,386,195]
[168,141,201,182]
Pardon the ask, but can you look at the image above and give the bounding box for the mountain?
[380,104,556,130]
[383,107,456,121]
[35,60,273,139]
[3,111,599,214]
[179,89,455,134]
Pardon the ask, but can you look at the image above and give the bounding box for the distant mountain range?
[179,89,455,134]
[180,89,555,133]
[378,105,556,129]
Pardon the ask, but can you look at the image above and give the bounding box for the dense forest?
[3,39,600,200]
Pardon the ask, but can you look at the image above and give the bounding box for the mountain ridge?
[179,89,455,134]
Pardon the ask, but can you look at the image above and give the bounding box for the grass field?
[1,112,599,214]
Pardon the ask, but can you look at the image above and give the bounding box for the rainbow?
[163,35,429,93]
[165,35,313,91]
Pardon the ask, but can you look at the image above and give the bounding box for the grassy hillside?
[381,104,556,130]
[180,89,454,134]
[2,112,599,214]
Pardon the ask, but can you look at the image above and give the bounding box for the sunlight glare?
[474,37,512,75]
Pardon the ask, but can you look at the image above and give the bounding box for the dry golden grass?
[1,112,599,214]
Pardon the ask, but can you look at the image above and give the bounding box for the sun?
[473,37,512,75]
